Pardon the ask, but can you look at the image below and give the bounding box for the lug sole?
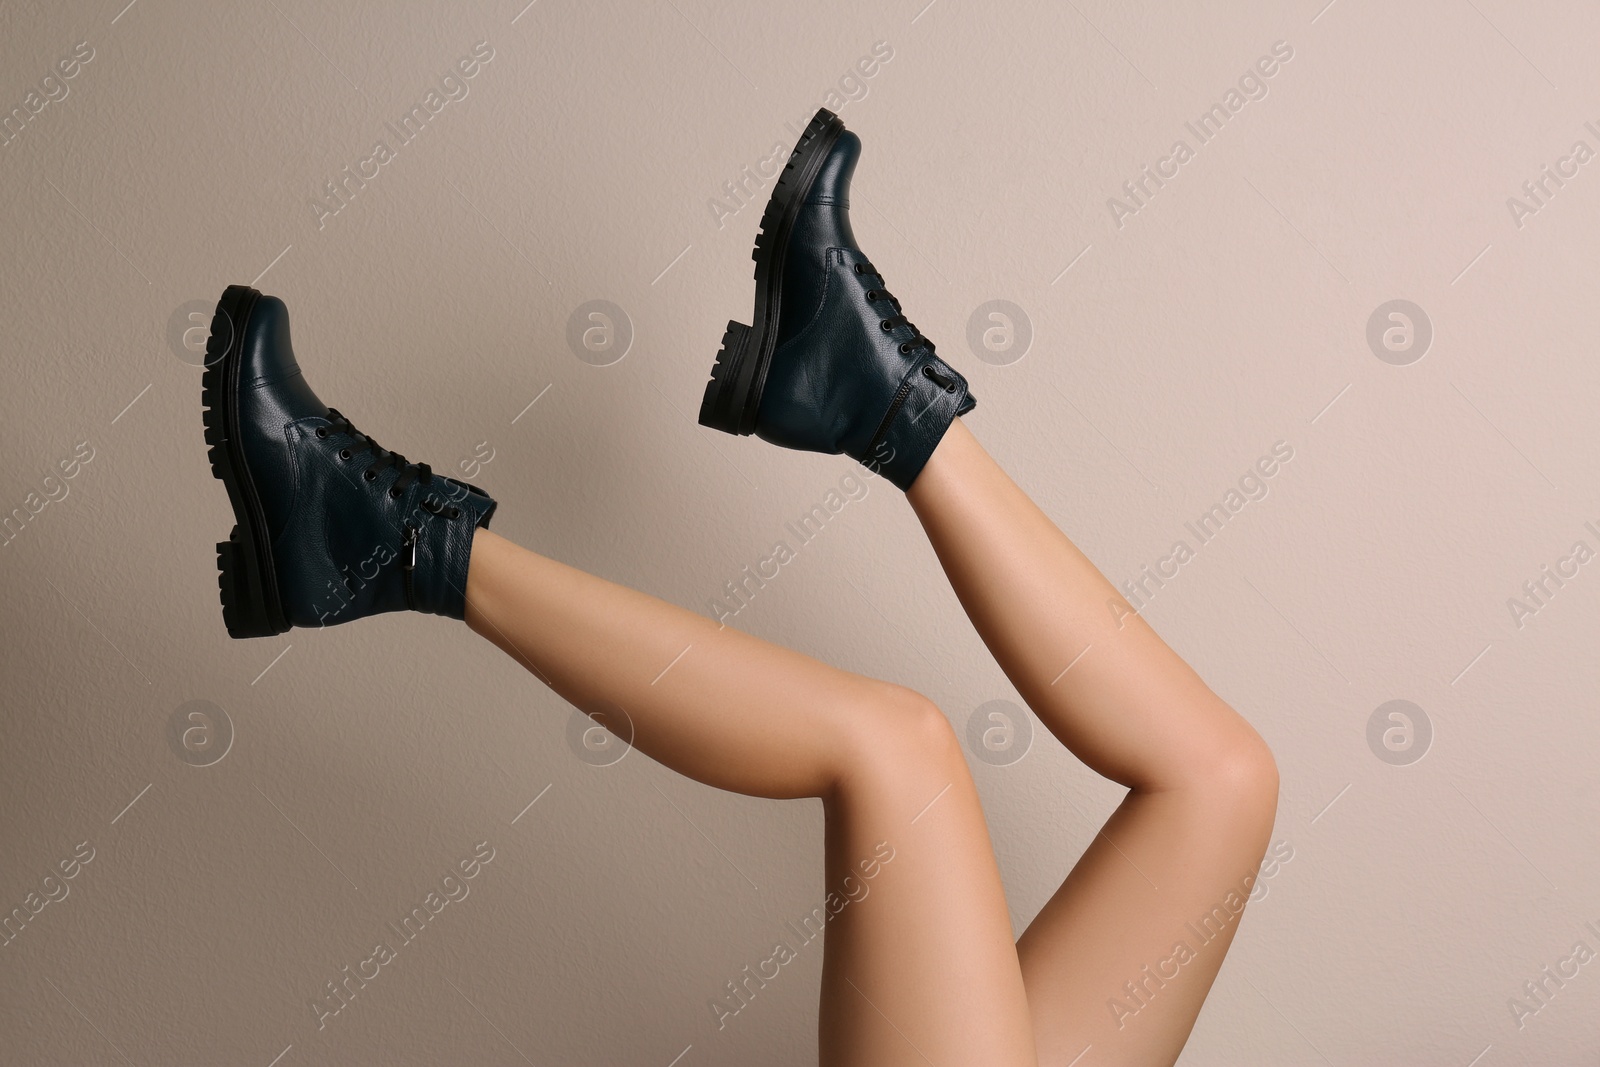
[200,284,291,639]
[702,320,753,432]
[698,107,844,436]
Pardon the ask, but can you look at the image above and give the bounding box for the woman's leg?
[463,528,1038,1065]
[906,420,1280,1067]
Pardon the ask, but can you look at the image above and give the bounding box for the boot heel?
[698,320,755,435]
[216,528,286,639]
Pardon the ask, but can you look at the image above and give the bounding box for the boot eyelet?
[363,470,377,482]
[339,448,351,461]
[900,342,912,355]
[922,364,936,378]
[880,320,894,332]
[315,427,329,438]
[865,290,880,301]
[389,487,402,499]
[854,263,865,274]
[448,507,462,519]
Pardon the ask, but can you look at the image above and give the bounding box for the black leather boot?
[201,285,498,638]
[698,108,974,490]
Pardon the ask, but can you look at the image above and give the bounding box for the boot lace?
[855,261,957,391]
[315,408,463,519]
[856,259,936,358]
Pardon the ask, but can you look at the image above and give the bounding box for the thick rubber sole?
[698,107,844,436]
[201,284,291,639]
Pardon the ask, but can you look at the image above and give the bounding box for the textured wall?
[3,0,1598,1063]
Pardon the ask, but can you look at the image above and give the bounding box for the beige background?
[3,0,1599,1063]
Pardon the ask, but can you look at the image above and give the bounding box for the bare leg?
[463,529,1037,1065]
[906,420,1279,1067]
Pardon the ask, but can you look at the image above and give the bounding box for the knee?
[835,681,964,787]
